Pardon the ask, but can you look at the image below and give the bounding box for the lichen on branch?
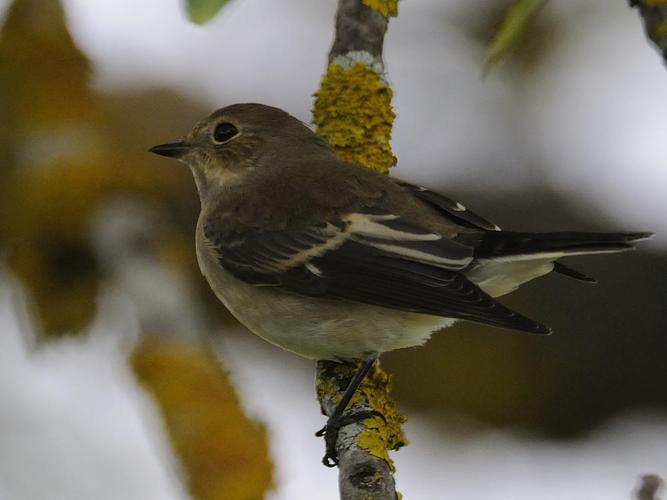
[316,361,408,470]
[362,0,398,18]
[313,63,396,174]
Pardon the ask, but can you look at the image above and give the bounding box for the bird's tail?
[476,231,653,262]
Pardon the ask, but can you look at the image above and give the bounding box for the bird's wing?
[396,180,596,282]
[395,180,501,231]
[203,209,549,334]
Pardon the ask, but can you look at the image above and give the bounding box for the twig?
[635,474,664,500]
[329,0,389,67]
[629,0,667,63]
[312,1,406,498]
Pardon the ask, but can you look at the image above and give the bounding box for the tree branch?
[629,0,667,63]
[316,361,406,499]
[634,474,664,500]
[313,0,397,175]
[329,0,388,66]
[312,1,406,498]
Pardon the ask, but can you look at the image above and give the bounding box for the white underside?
[216,278,455,361]
[465,258,555,297]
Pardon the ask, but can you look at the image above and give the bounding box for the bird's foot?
[315,410,385,467]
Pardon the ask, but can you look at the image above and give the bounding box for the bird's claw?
[315,409,385,467]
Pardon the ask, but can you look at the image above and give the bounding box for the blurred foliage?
[630,0,667,62]
[0,0,103,334]
[483,0,548,76]
[0,0,272,497]
[186,0,231,24]
[450,0,559,76]
[132,340,272,500]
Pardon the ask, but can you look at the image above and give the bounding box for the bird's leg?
[316,354,383,467]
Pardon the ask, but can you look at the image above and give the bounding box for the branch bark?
[311,1,406,498]
[630,0,667,63]
[316,361,406,499]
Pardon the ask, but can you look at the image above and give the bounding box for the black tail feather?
[476,231,652,259]
[552,261,597,283]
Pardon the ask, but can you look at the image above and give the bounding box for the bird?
[150,103,651,466]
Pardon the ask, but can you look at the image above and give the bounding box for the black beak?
[149,141,190,158]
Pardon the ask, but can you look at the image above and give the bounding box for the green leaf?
[186,0,230,24]
[483,0,548,76]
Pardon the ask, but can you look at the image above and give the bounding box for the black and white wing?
[397,180,596,283]
[203,210,550,334]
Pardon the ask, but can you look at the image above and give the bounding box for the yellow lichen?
[644,0,667,6]
[362,0,398,17]
[317,362,407,471]
[313,63,397,175]
[315,373,341,404]
[352,363,408,470]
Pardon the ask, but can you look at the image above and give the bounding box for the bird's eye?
[212,122,239,143]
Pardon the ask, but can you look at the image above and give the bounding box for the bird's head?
[149,103,332,198]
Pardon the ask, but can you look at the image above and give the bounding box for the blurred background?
[0,0,665,499]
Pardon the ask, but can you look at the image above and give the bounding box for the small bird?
[150,103,651,466]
